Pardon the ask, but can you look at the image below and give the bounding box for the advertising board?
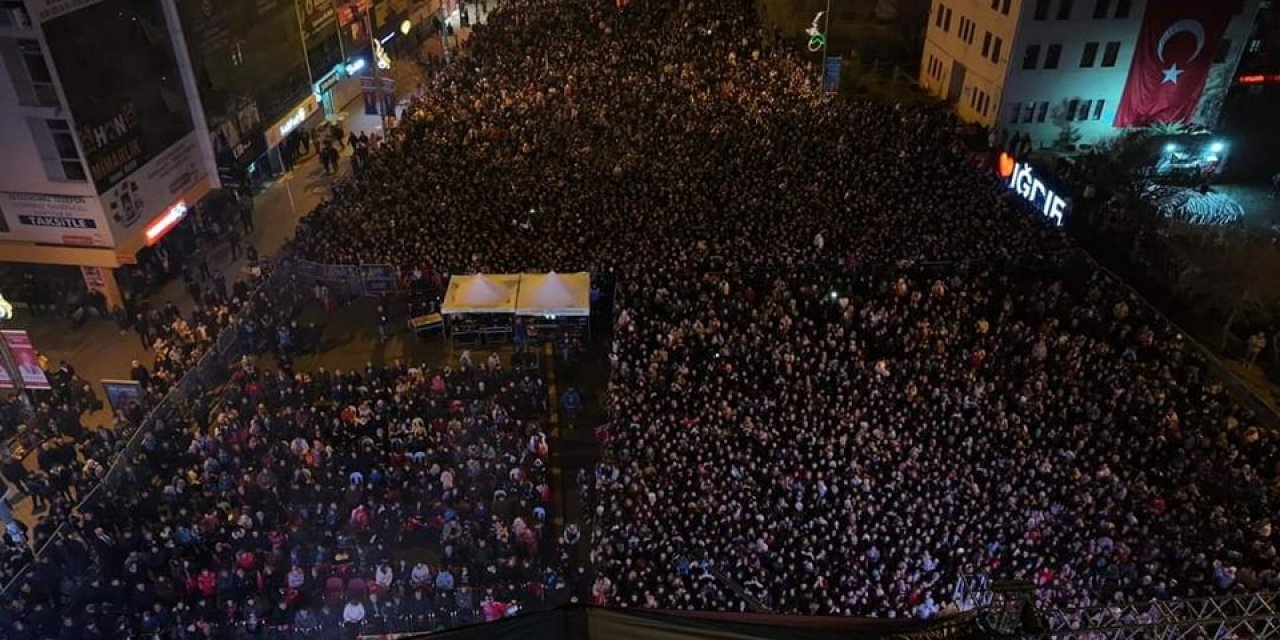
[42,0,197,195]
[99,132,210,240]
[0,192,113,247]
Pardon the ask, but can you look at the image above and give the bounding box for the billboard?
[1,330,51,390]
[100,132,209,238]
[41,0,196,195]
[101,379,144,414]
[0,191,114,247]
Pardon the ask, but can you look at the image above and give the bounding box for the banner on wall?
[1114,0,1240,126]
[42,0,196,194]
[0,192,114,247]
[0,330,51,390]
[99,132,210,240]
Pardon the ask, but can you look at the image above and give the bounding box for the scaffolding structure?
[1042,591,1280,640]
[956,574,1280,639]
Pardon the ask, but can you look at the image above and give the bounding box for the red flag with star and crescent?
[1114,0,1239,127]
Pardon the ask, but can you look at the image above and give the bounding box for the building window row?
[1033,0,1082,21]
[989,0,1011,16]
[29,117,86,182]
[1023,43,1060,69]
[935,4,953,32]
[1091,0,1132,19]
[1080,41,1122,67]
[926,54,945,83]
[970,87,993,118]
[1013,101,1050,124]
[981,32,1004,63]
[1008,99,1106,124]
[1024,41,1121,70]
[1064,98,1107,121]
[1039,0,1131,21]
[958,16,976,45]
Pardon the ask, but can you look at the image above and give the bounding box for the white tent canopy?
[515,272,591,317]
[441,274,521,314]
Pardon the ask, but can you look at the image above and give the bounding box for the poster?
[101,379,145,414]
[0,191,114,247]
[823,56,842,95]
[0,330,51,390]
[42,0,196,194]
[99,132,210,239]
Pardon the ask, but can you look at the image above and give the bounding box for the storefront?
[315,63,364,119]
[263,94,324,174]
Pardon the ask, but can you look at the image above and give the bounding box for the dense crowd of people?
[293,0,1280,621]
[3,0,1279,636]
[4,357,565,639]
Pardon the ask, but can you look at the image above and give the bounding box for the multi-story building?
[0,0,421,310]
[0,0,219,309]
[920,0,1264,149]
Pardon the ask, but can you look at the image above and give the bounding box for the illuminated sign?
[144,200,188,245]
[278,106,309,139]
[345,58,366,75]
[1000,153,1067,226]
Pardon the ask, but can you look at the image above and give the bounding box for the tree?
[1164,225,1280,353]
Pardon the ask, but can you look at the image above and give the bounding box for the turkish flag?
[1114,1,1239,127]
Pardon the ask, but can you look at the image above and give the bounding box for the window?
[1044,44,1061,69]
[1036,101,1049,122]
[0,2,30,29]
[1215,39,1232,64]
[1066,98,1080,121]
[1034,0,1050,20]
[944,7,952,31]
[1250,38,1263,53]
[992,37,1003,62]
[32,118,86,182]
[1092,99,1105,120]
[1114,0,1130,18]
[1023,44,1041,69]
[1009,102,1022,123]
[1001,0,1011,15]
[935,4,945,27]
[1022,103,1036,122]
[1101,41,1120,67]
[991,0,999,10]
[1092,0,1109,18]
[1080,42,1099,67]
[982,32,992,56]
[1056,0,1073,20]
[6,39,59,107]
[18,39,49,83]
[1077,99,1092,121]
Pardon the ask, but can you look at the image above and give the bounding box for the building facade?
[0,0,219,308]
[920,0,1263,149]
[0,0,426,309]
